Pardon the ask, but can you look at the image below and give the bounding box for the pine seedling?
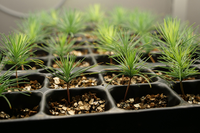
[97,22,118,50]
[58,9,85,37]
[140,33,158,63]
[95,22,118,63]
[127,9,157,35]
[126,9,158,62]
[42,34,76,59]
[38,54,97,104]
[110,30,141,58]
[0,33,42,87]
[0,55,29,109]
[17,13,49,44]
[109,6,128,28]
[109,47,151,101]
[105,31,151,100]
[182,24,199,49]
[156,18,200,99]
[39,9,60,32]
[84,4,105,27]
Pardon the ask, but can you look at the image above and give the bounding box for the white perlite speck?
[53,77,60,85]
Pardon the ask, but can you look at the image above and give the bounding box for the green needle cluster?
[0,55,29,109]
[156,18,200,98]
[84,4,105,25]
[110,6,127,28]
[42,34,76,59]
[96,22,118,55]
[0,33,42,85]
[1,33,36,68]
[58,9,85,37]
[107,31,151,100]
[17,13,49,44]
[38,54,97,103]
[127,9,157,35]
[39,9,60,31]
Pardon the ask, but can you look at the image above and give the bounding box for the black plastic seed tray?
[1,37,200,132]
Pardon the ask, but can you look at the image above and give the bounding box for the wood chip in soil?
[7,80,42,92]
[49,92,105,116]
[48,76,98,89]
[0,105,38,119]
[104,73,150,85]
[179,94,200,104]
[117,93,168,110]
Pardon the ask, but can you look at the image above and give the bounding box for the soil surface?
[117,93,168,110]
[7,80,42,92]
[52,60,90,68]
[179,94,200,104]
[84,33,98,41]
[34,51,48,57]
[49,92,105,116]
[155,71,196,81]
[55,36,84,42]
[92,49,114,55]
[53,49,88,57]
[97,59,118,66]
[48,76,98,89]
[75,36,84,41]
[0,105,38,119]
[70,49,89,56]
[104,73,151,85]
[5,62,45,71]
[28,64,44,70]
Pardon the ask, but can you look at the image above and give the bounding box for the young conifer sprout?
[156,18,200,100]
[126,9,158,63]
[84,4,105,27]
[96,22,118,64]
[58,9,85,37]
[39,9,60,32]
[17,13,49,44]
[182,24,199,50]
[140,33,158,63]
[127,9,157,35]
[110,30,141,58]
[38,54,97,104]
[110,6,127,28]
[42,34,76,59]
[0,55,29,109]
[0,33,42,87]
[107,31,151,101]
[110,48,151,101]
